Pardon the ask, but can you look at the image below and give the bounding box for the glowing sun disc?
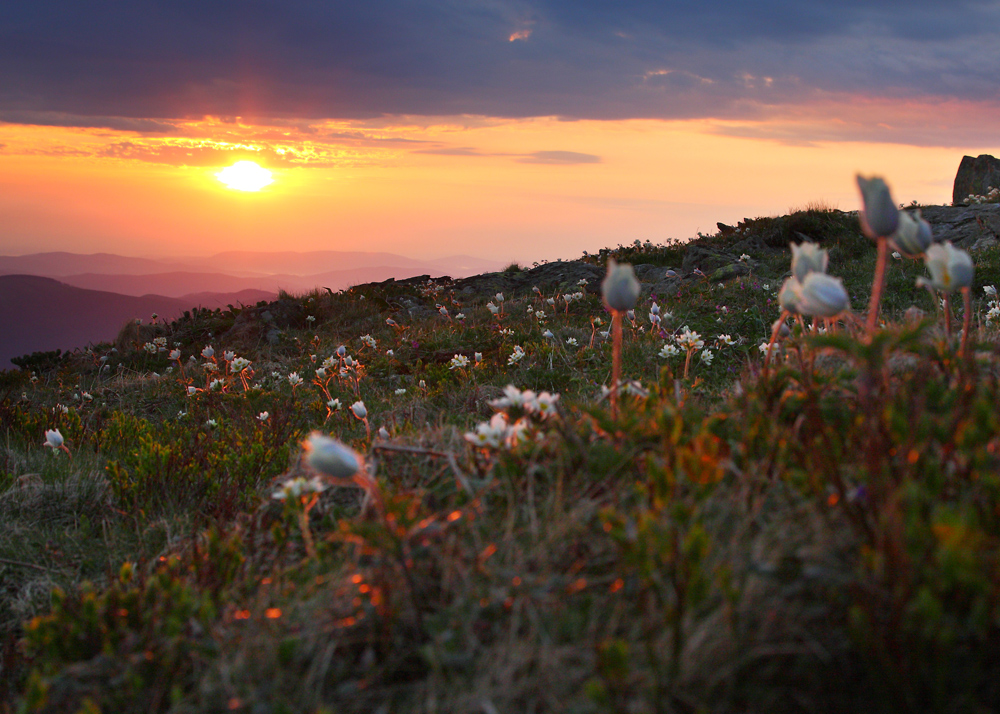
[215,161,273,191]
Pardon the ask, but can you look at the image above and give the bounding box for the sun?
[215,160,274,191]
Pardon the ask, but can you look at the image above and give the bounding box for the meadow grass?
[3,207,1000,712]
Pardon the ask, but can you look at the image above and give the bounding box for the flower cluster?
[464,385,559,449]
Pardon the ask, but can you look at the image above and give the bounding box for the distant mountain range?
[0,249,506,367]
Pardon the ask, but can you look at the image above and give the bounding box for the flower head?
[794,272,851,317]
[856,175,899,238]
[917,242,974,293]
[602,259,641,311]
[890,209,933,257]
[790,242,829,282]
[43,429,63,449]
[272,476,327,501]
[449,354,470,370]
[350,401,367,419]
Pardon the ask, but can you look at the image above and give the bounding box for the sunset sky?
[2,1,999,264]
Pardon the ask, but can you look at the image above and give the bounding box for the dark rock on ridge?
[919,204,1000,251]
[953,154,1000,205]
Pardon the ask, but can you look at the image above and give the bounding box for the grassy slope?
[2,208,1000,712]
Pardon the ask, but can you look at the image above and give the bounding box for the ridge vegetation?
[3,202,1000,713]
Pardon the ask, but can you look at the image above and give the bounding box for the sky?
[1,0,999,264]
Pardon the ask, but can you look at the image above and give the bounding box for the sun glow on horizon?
[215,160,274,191]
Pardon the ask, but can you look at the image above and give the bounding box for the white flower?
[351,401,367,419]
[534,310,546,320]
[327,398,342,411]
[187,386,198,396]
[43,429,64,449]
[378,426,390,439]
[917,242,974,293]
[507,346,526,365]
[739,254,750,261]
[496,292,505,302]
[474,352,483,363]
[984,285,997,297]
[287,372,303,387]
[272,475,328,501]
[542,329,555,339]
[449,354,470,369]
[527,391,559,419]
[487,302,500,315]
[892,251,902,260]
[201,346,215,359]
[490,384,535,410]
[209,379,224,391]
[231,357,251,372]
[395,388,407,395]
[566,337,578,346]
[360,335,377,348]
[676,328,704,351]
[206,419,218,428]
[168,348,182,361]
[578,278,589,286]
[204,362,218,373]
[337,345,347,357]
[418,380,427,389]
[658,344,680,358]
[717,334,735,346]
[143,342,158,354]
[546,297,556,306]
[223,350,236,361]
[386,317,398,327]
[650,302,660,316]
[700,350,715,365]
[306,315,316,323]
[439,306,450,317]
[455,313,466,320]
[464,413,510,449]
[258,411,270,421]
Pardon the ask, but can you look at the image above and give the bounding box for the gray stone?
[632,263,666,282]
[681,245,738,275]
[953,154,1000,204]
[919,204,1000,249]
[710,263,751,282]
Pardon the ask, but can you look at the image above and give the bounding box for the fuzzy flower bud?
[601,259,641,312]
[303,432,360,479]
[790,242,829,282]
[890,209,933,257]
[856,175,899,238]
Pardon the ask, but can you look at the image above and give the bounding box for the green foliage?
[5,207,1000,712]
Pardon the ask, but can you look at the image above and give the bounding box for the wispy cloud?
[516,150,600,164]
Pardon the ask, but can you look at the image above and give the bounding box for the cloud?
[1,0,999,143]
[0,111,179,134]
[516,150,600,164]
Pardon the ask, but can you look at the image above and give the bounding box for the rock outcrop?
[953,154,1000,204]
[919,204,1000,251]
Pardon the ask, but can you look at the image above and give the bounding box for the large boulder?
[953,155,1000,204]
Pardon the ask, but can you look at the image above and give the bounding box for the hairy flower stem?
[866,237,888,337]
[943,294,952,339]
[961,286,972,358]
[763,310,790,376]
[611,311,622,420]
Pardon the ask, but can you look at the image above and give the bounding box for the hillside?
[0,276,274,367]
[3,201,1000,713]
